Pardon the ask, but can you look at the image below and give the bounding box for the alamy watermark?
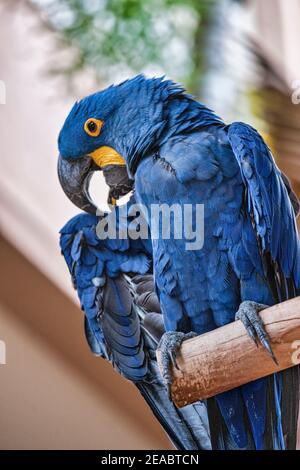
[0,80,6,104]
[0,340,6,365]
[291,340,300,365]
[96,203,204,251]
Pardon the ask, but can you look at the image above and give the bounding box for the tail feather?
[94,273,211,450]
[136,370,211,450]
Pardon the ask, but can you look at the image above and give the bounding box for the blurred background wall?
[0,0,299,449]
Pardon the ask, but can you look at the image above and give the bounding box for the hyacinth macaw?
[57,75,300,450]
[60,206,210,450]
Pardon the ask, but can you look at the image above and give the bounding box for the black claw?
[236,301,278,363]
[173,355,181,370]
[237,313,258,347]
[261,338,278,365]
[246,325,259,347]
[157,331,197,395]
[169,350,179,370]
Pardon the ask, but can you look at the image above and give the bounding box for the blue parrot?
[57,75,300,450]
[60,204,210,450]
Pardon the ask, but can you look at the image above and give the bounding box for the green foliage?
[31,0,216,94]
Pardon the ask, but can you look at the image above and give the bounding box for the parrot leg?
[157,331,197,398]
[235,301,278,364]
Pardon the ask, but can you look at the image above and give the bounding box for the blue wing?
[227,122,300,450]
[60,208,211,450]
[134,123,300,449]
[228,122,300,297]
[60,211,150,380]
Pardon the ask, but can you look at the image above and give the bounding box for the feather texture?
[60,211,211,450]
[58,75,300,450]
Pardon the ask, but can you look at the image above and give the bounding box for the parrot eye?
[84,118,103,137]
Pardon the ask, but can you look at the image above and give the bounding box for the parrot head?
[58,74,221,213]
[58,75,170,213]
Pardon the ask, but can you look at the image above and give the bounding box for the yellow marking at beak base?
[90,146,125,168]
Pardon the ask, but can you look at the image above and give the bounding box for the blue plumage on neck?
[124,75,224,175]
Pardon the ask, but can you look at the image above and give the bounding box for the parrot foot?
[235,300,278,364]
[157,331,197,399]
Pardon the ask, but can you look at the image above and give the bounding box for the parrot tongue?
[102,165,134,205]
[57,154,99,214]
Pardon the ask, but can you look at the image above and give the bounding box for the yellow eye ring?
[84,118,103,137]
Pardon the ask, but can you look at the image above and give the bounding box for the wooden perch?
[157,297,300,408]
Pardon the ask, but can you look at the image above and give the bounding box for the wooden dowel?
[157,297,300,408]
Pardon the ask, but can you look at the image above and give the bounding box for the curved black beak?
[58,154,134,213]
[57,154,98,214]
[102,165,134,205]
